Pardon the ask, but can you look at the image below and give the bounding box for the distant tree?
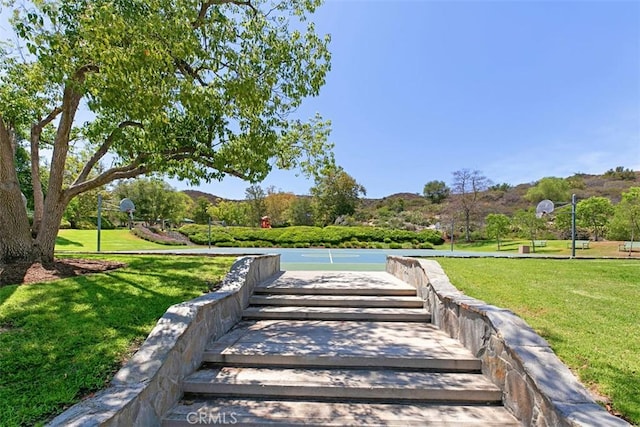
[576,196,614,241]
[114,178,184,227]
[607,187,640,244]
[485,213,511,250]
[311,167,366,226]
[488,183,512,192]
[245,184,267,227]
[552,205,573,239]
[286,197,314,226]
[450,169,491,242]
[63,189,105,229]
[208,201,250,226]
[15,145,34,209]
[423,180,450,204]
[604,166,636,181]
[525,177,570,203]
[168,192,194,227]
[264,187,296,226]
[192,197,213,224]
[513,208,546,251]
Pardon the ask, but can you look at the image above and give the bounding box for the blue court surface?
[128,247,507,270]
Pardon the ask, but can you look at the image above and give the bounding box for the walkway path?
[163,271,519,426]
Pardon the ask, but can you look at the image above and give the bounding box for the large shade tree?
[0,0,333,263]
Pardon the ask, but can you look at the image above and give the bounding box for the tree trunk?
[0,118,38,263]
[35,197,67,264]
[30,125,45,235]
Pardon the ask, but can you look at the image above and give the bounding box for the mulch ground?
[0,259,126,287]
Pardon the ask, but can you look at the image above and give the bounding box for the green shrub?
[389,243,402,249]
[177,225,444,248]
[131,225,187,246]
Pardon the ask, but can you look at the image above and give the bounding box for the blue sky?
[3,1,639,199]
[204,0,640,199]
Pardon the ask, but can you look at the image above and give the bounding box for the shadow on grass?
[55,236,83,247]
[0,256,233,426]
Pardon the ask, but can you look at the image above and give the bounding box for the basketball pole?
[97,194,102,252]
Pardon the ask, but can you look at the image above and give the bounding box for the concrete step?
[249,294,424,308]
[254,286,417,296]
[203,320,481,372]
[163,398,520,426]
[183,367,503,403]
[243,306,431,322]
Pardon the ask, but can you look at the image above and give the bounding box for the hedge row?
[178,225,443,248]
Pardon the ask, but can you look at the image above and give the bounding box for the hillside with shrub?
[180,167,639,245]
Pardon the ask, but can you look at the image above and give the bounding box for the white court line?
[328,249,333,264]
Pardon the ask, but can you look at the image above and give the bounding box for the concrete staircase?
[163,271,519,426]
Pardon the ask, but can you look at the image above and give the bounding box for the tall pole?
[571,193,576,258]
[97,194,102,252]
[450,219,454,252]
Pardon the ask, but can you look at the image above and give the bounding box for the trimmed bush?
[177,225,444,248]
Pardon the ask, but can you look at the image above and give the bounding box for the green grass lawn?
[0,255,235,426]
[436,239,639,258]
[55,229,181,252]
[435,257,640,424]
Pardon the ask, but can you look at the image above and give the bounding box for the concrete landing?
[203,320,481,371]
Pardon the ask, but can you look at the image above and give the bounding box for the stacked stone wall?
[386,256,628,427]
[48,255,280,427]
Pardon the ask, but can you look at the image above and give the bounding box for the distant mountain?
[181,190,227,204]
[182,170,639,215]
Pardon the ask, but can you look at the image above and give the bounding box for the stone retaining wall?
[386,256,628,427]
[48,255,280,427]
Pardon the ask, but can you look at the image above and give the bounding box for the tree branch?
[175,58,209,86]
[66,162,148,200]
[194,0,257,28]
[74,120,144,185]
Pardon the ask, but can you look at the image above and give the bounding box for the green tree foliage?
[525,177,570,203]
[114,178,190,227]
[245,184,267,227]
[0,0,333,263]
[513,208,546,251]
[488,183,512,192]
[423,180,450,204]
[604,166,637,181]
[607,187,640,242]
[576,196,614,241]
[192,197,213,224]
[451,169,491,242]
[311,167,366,226]
[286,196,314,225]
[207,201,250,226]
[15,145,34,209]
[264,187,295,226]
[485,213,511,250]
